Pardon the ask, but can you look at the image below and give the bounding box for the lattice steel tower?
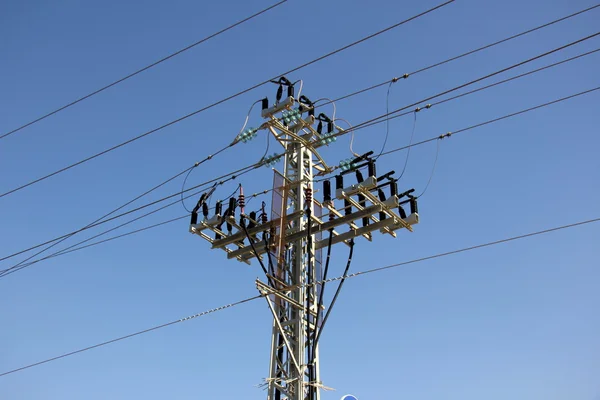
[189,77,419,400]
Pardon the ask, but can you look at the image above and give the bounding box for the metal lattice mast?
[262,140,320,400]
[188,78,420,400]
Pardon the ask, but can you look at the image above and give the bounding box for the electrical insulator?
[323,180,331,204]
[248,211,257,230]
[238,192,245,213]
[378,189,386,221]
[276,84,283,103]
[282,108,301,125]
[398,205,407,219]
[202,203,209,218]
[344,199,352,216]
[358,192,368,227]
[339,158,356,172]
[304,186,313,205]
[317,120,323,134]
[327,121,333,133]
[215,201,222,216]
[390,179,398,197]
[237,127,258,143]
[335,175,344,190]
[263,153,282,168]
[355,170,364,183]
[368,160,376,178]
[261,97,269,111]
[410,197,418,214]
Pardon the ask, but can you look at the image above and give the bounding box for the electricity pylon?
[189,77,419,400]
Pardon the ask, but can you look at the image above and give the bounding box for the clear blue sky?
[1,0,599,399]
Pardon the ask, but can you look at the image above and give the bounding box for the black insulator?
[358,193,369,227]
[248,211,257,230]
[335,175,344,190]
[228,197,237,216]
[287,85,294,98]
[410,197,418,214]
[355,170,364,183]
[323,180,331,204]
[344,199,352,216]
[390,179,398,197]
[300,94,315,117]
[261,97,269,111]
[215,201,222,216]
[378,189,386,220]
[368,160,376,178]
[327,121,334,133]
[317,120,323,134]
[276,85,283,103]
[352,151,374,164]
[190,211,198,225]
[202,203,209,218]
[261,212,268,225]
[377,170,395,182]
[398,205,407,219]
[397,188,416,200]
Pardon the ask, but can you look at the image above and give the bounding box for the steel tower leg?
[266,141,320,400]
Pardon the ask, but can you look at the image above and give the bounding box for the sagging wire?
[313,239,355,349]
[417,140,441,198]
[292,79,304,101]
[334,117,360,158]
[398,111,419,180]
[376,78,400,158]
[259,129,271,164]
[233,99,263,145]
[180,163,201,212]
[182,98,263,213]
[313,98,337,123]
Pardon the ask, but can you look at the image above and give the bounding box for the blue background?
[1,0,599,399]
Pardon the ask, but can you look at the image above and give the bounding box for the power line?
[379,86,600,157]
[0,161,258,264]
[324,3,600,106]
[0,295,262,378]
[355,47,600,132]
[337,31,600,138]
[8,84,599,276]
[6,188,275,274]
[2,215,597,378]
[0,1,453,200]
[5,69,598,274]
[0,0,288,140]
[0,179,251,278]
[4,38,596,267]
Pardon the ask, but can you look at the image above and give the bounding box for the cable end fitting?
[402,73,409,79]
[438,132,453,140]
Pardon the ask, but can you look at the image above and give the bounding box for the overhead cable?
[0,1,454,200]
[0,0,289,140]
[2,216,598,377]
